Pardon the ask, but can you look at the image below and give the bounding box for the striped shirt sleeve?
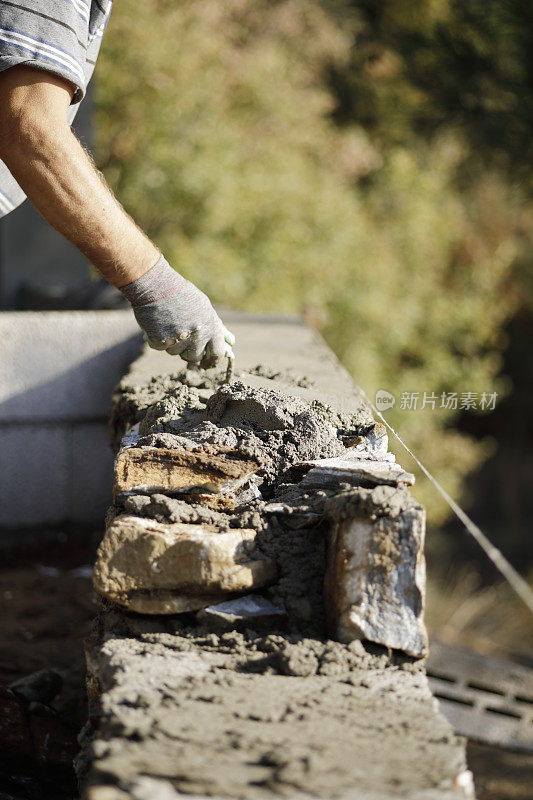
[0,0,111,100]
[0,0,112,218]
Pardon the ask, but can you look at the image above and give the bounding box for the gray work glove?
[120,255,235,369]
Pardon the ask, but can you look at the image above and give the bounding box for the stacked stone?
[79,353,474,800]
[93,373,428,658]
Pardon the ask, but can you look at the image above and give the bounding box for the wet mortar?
[0,367,527,800]
[113,373,380,638]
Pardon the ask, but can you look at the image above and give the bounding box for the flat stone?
[93,515,278,613]
[197,595,287,633]
[293,455,415,488]
[324,499,428,658]
[114,446,260,499]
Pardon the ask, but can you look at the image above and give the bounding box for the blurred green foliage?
[96,0,530,522]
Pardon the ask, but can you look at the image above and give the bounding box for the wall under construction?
[78,319,475,800]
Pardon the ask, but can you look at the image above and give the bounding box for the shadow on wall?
[0,311,142,531]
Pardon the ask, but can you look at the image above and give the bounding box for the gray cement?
[123,310,370,419]
[81,619,472,800]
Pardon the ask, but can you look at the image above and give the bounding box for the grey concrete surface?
[0,424,70,526]
[0,310,142,530]
[0,311,141,421]
[70,423,116,524]
[81,633,475,800]
[0,422,115,527]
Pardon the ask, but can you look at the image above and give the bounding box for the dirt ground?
[0,530,98,800]
[0,531,531,800]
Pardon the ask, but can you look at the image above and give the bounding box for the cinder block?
[0,311,141,422]
[0,424,69,526]
[69,423,115,525]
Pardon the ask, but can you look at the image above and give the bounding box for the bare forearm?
[2,123,158,286]
[0,67,158,286]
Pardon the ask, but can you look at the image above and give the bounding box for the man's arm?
[0,66,234,367]
[0,65,158,287]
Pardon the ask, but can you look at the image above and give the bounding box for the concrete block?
[0,424,69,526]
[0,311,141,421]
[70,423,115,524]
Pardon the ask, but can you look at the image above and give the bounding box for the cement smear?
[84,613,465,800]
[134,381,353,489]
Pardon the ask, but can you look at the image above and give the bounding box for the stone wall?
[78,323,476,800]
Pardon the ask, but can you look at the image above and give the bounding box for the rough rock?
[197,595,287,633]
[114,445,261,497]
[93,515,278,613]
[324,488,428,658]
[292,454,415,488]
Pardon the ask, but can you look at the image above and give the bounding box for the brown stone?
[93,515,277,614]
[324,503,428,658]
[113,446,260,499]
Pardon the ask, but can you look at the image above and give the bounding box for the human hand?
[120,255,235,369]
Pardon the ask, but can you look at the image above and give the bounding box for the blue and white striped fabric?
[0,0,113,218]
